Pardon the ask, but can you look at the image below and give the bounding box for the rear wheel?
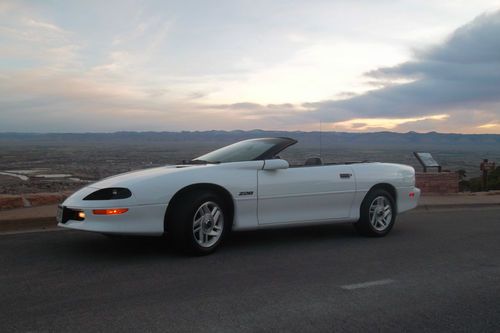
[354,189,396,237]
[167,190,230,255]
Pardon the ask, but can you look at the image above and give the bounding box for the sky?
[0,0,499,133]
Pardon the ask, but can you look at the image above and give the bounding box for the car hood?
[90,164,205,189]
[64,160,263,207]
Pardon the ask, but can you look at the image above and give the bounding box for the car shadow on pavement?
[51,222,380,261]
[51,232,176,261]
[225,223,359,249]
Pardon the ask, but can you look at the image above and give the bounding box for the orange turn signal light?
[92,208,129,215]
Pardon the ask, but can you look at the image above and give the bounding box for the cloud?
[0,4,81,72]
[1,2,500,133]
[0,70,203,132]
[205,102,309,119]
[308,10,500,132]
[331,114,449,131]
[210,102,262,110]
[22,18,64,32]
[0,69,310,132]
[478,123,500,129]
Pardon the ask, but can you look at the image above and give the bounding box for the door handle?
[339,173,352,179]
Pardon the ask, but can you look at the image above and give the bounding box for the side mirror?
[263,159,289,170]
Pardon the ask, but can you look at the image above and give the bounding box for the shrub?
[468,166,500,191]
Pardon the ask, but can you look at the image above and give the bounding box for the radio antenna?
[319,120,323,158]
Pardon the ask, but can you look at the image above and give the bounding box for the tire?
[354,189,396,237]
[167,190,230,255]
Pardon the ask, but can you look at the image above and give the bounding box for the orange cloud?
[329,114,449,131]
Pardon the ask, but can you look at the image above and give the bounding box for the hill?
[1,130,500,151]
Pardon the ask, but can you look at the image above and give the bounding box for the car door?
[257,164,356,225]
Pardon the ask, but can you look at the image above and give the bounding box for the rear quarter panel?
[350,163,417,218]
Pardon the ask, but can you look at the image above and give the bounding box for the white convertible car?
[58,137,420,254]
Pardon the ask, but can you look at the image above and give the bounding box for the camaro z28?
[58,137,420,255]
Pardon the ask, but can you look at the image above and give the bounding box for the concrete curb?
[415,203,500,211]
[0,217,58,233]
[0,205,60,233]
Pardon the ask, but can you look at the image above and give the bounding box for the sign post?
[480,159,496,191]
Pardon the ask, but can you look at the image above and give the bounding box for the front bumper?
[58,203,167,235]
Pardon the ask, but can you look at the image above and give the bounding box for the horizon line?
[1,129,500,136]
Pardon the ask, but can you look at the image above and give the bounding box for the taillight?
[409,192,415,198]
[92,208,129,215]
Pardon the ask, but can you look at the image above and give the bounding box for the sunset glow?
[330,114,450,131]
[1,1,499,133]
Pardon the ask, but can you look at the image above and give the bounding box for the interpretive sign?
[413,152,442,173]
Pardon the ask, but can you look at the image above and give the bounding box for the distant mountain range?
[1,130,500,151]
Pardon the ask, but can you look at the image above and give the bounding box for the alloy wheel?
[192,201,224,248]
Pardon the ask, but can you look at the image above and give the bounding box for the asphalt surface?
[1,207,499,332]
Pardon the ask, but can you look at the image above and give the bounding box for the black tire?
[354,189,396,237]
[167,190,231,255]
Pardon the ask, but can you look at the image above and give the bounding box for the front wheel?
[354,189,396,237]
[168,191,230,255]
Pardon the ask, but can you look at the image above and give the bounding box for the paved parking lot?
[1,207,499,332]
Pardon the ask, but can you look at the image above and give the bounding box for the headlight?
[83,188,132,200]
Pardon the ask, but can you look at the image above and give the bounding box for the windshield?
[192,138,296,163]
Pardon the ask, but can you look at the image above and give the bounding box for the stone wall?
[0,195,25,210]
[416,172,459,194]
[0,192,72,211]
